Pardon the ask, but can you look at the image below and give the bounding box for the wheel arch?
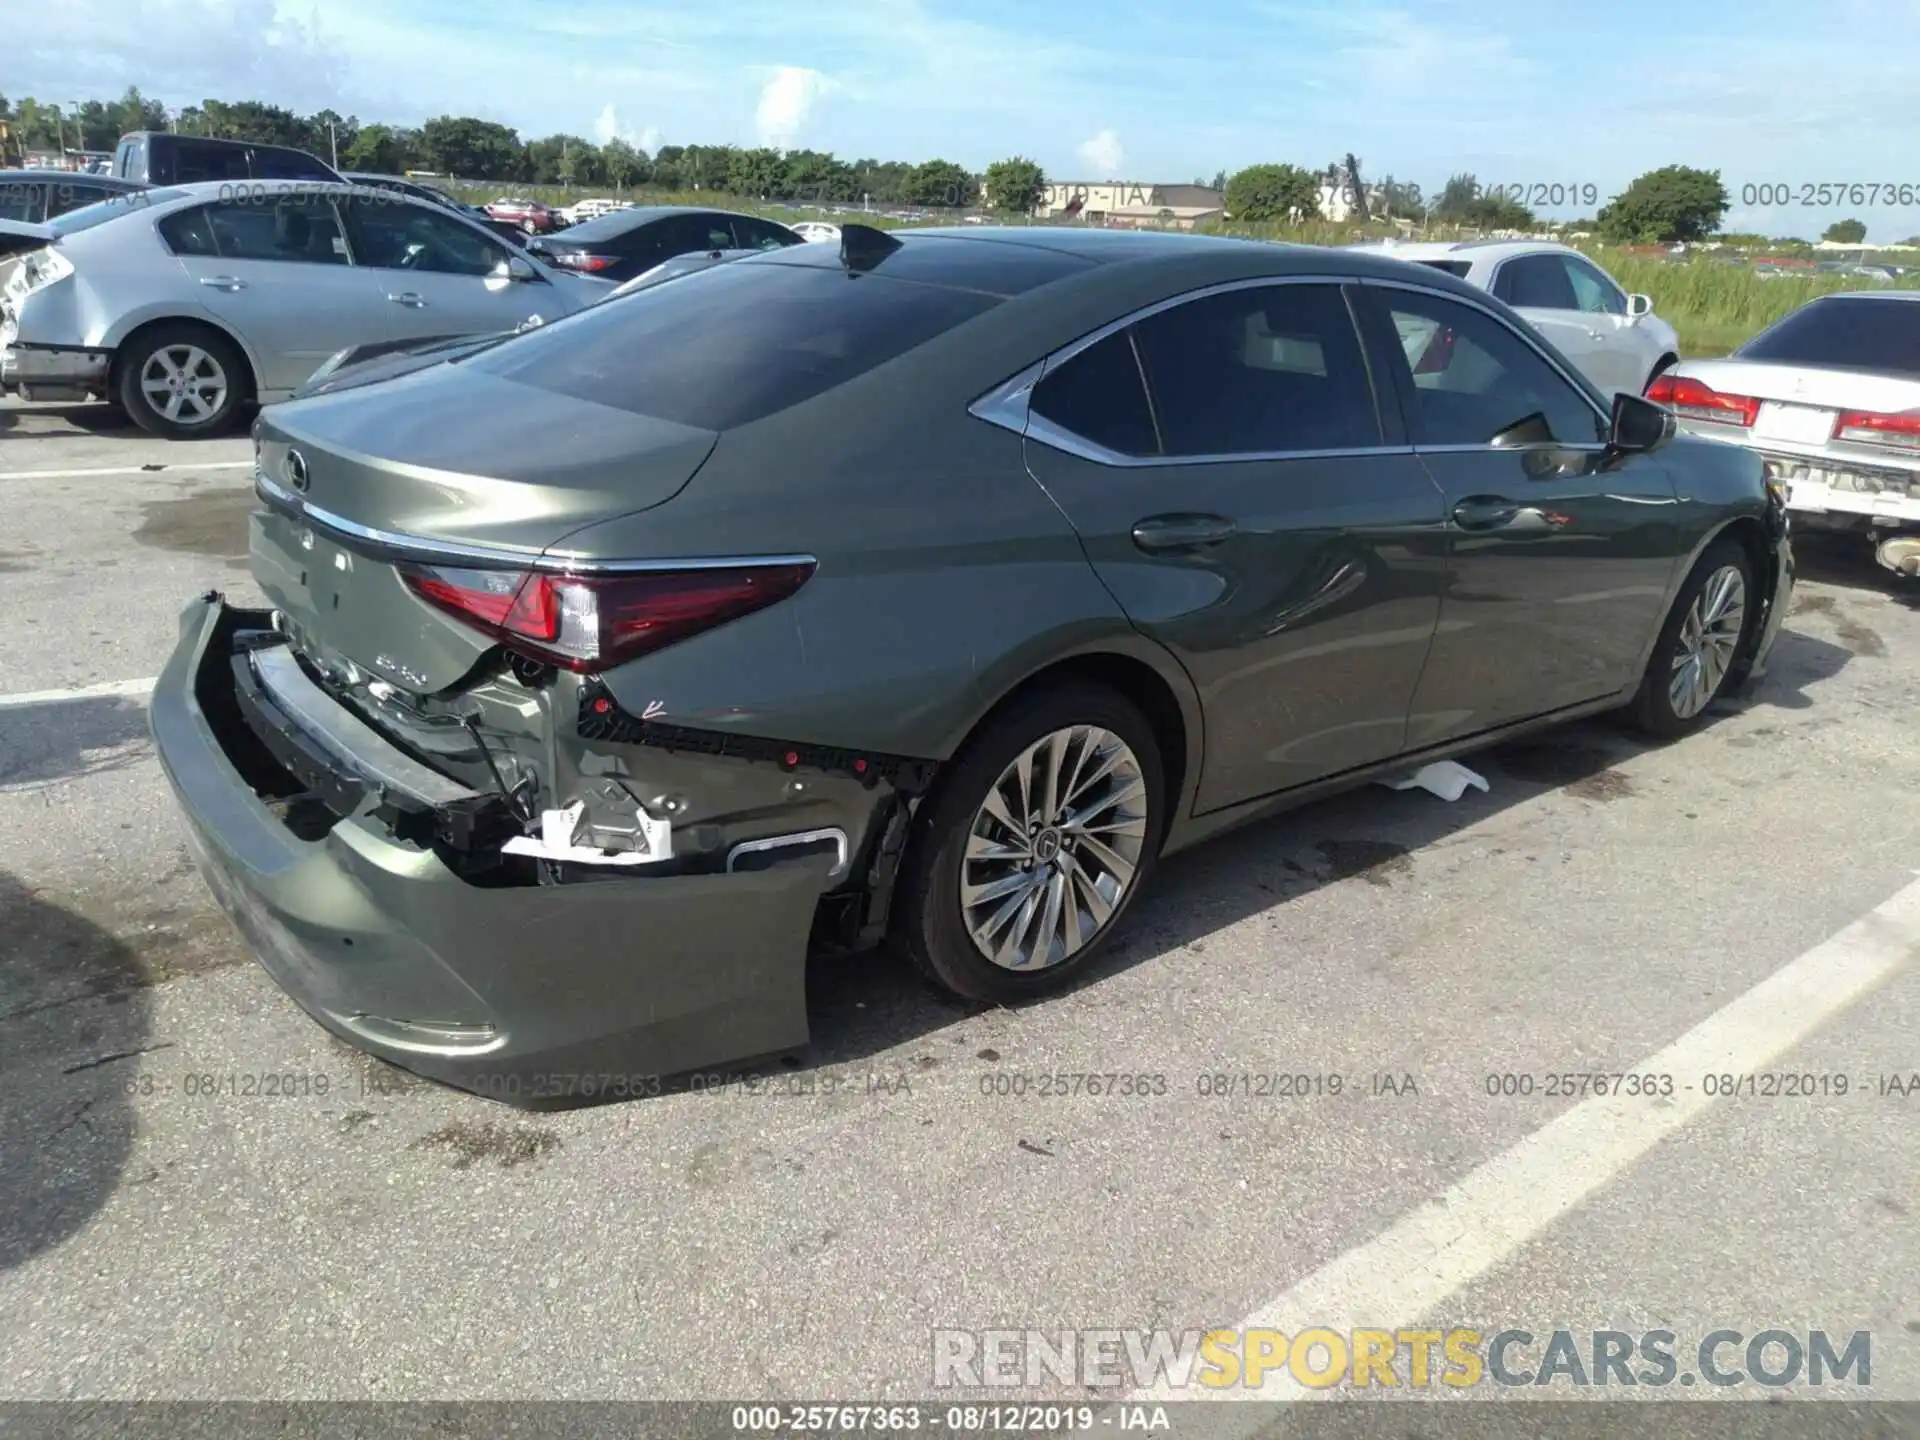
[108,312,263,404]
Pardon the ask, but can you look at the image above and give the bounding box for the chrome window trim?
[968,273,1407,466]
[254,466,817,575]
[1361,275,1614,433]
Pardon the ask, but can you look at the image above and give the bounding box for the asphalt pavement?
[2,395,1919,1414]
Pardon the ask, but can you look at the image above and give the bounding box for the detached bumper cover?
[150,596,825,1098]
[1,339,110,396]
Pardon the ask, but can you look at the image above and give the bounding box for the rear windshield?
[464,259,1000,429]
[1735,296,1920,378]
[1416,259,1473,277]
[47,188,185,236]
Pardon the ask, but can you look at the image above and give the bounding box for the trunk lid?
[1675,358,1920,415]
[253,362,718,694]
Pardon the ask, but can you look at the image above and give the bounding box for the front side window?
[159,197,350,265]
[1029,330,1159,457]
[1493,254,1579,310]
[1129,283,1382,456]
[343,199,508,276]
[1374,289,1607,446]
[1562,256,1626,315]
[733,217,802,251]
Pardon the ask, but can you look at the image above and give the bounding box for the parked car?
[790,221,843,243]
[484,197,563,234]
[560,197,635,225]
[113,131,343,186]
[1347,238,1681,395]
[150,225,1791,1098]
[1648,291,1920,576]
[0,181,607,434]
[1,169,148,224]
[527,205,801,280]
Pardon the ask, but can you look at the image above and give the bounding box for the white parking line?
[1130,869,1920,1406]
[0,461,253,481]
[0,676,157,709]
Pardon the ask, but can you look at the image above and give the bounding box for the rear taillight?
[5,246,73,302]
[399,561,815,672]
[1645,374,1760,426]
[548,252,618,272]
[1832,407,1920,451]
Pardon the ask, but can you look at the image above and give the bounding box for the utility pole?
[71,102,83,167]
[328,120,338,168]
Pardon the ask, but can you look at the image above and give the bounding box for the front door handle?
[197,276,246,291]
[1131,514,1238,553]
[1451,496,1521,531]
[387,292,428,307]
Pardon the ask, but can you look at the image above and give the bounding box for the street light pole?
[328,121,338,168]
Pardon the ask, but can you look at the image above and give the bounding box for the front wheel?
[894,684,1165,1004]
[1625,539,1755,737]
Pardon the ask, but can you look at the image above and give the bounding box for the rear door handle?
[1131,514,1237,553]
[387,292,428,307]
[197,276,246,291]
[1451,496,1521,531]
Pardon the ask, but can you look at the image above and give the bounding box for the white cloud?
[754,65,830,148]
[592,102,661,153]
[1077,129,1125,177]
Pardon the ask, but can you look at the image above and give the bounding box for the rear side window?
[251,146,338,181]
[733,216,802,251]
[465,261,1000,430]
[160,198,349,264]
[0,182,40,222]
[1736,297,1920,379]
[47,187,184,236]
[169,138,253,183]
[1030,330,1159,457]
[1129,283,1382,455]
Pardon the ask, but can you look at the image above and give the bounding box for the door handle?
[197,276,246,291]
[1451,496,1521,531]
[387,292,428,307]
[1131,514,1237,553]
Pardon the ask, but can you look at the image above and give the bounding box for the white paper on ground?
[1378,759,1489,801]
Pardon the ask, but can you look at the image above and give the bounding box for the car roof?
[0,169,147,189]
[1347,238,1567,261]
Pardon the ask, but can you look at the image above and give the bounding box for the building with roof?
[1034,182,1224,229]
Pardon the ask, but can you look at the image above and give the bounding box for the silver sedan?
[0,180,610,437]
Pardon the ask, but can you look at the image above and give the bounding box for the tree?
[342,122,407,174]
[1429,172,1482,222]
[1458,192,1535,231]
[726,146,787,199]
[1597,165,1729,244]
[1223,163,1320,223]
[1374,173,1425,222]
[1823,217,1867,244]
[1209,169,1226,192]
[982,156,1046,214]
[906,159,975,208]
[601,137,641,190]
[420,115,522,180]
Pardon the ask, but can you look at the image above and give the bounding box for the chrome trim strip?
[249,644,482,808]
[1414,442,1610,456]
[726,827,850,880]
[254,466,817,576]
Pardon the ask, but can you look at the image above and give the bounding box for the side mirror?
[506,255,539,282]
[1609,391,1676,454]
[1626,292,1654,320]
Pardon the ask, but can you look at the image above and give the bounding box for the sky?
[9,0,1920,239]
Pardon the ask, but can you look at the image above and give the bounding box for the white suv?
[1347,239,1681,397]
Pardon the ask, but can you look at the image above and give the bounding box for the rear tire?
[1625,538,1755,738]
[894,683,1165,1005]
[116,323,249,438]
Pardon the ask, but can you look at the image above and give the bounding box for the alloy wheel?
[139,345,228,426]
[960,725,1149,972]
[1668,564,1746,719]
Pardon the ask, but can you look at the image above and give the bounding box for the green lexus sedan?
[151,225,1793,1101]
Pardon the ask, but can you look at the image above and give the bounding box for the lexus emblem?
[285,448,310,492]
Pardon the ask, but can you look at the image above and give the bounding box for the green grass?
[448,180,1897,356]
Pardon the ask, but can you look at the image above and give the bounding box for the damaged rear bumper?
[150,596,832,1101]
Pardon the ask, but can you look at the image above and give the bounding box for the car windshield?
[46,187,183,236]
[1735,296,1920,378]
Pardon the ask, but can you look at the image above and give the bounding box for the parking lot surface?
[3,394,1919,1404]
